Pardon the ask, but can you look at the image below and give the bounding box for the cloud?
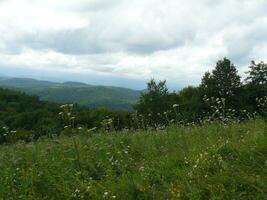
[0,0,267,89]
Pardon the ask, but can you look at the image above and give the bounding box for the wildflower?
[173,104,179,108]
[88,127,97,132]
[103,192,108,197]
[139,166,145,171]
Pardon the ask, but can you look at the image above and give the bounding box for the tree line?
[134,58,266,127]
[0,89,131,143]
[0,58,266,143]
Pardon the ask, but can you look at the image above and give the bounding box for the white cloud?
[0,0,267,88]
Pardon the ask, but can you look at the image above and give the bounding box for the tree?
[134,79,171,124]
[200,72,216,96]
[246,61,267,86]
[146,79,168,95]
[177,86,203,122]
[243,61,267,115]
[201,58,241,98]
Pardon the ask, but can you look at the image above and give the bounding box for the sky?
[0,0,267,90]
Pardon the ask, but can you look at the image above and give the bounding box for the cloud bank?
[0,0,267,89]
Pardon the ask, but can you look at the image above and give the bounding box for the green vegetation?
[0,58,266,144]
[0,58,266,199]
[0,88,61,143]
[0,58,267,143]
[0,120,266,199]
[0,88,132,143]
[135,58,267,124]
[0,78,140,111]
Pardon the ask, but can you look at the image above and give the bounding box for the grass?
[0,119,266,199]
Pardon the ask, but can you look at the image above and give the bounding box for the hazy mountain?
[0,77,57,88]
[0,77,141,111]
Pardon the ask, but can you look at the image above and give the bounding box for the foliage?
[135,58,266,125]
[0,88,132,143]
[134,79,178,126]
[200,58,241,98]
[0,58,266,143]
[0,58,267,199]
[0,120,266,199]
[246,60,267,86]
[0,78,140,111]
[256,96,267,119]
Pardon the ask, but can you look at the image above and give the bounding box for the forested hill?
[0,77,141,111]
[0,88,61,141]
[0,88,132,143]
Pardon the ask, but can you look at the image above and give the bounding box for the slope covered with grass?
[0,120,266,199]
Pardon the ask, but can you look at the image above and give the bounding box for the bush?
[5,129,33,143]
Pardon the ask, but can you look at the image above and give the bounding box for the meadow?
[0,58,266,199]
[0,119,266,200]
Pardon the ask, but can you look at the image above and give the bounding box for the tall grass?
[0,119,266,199]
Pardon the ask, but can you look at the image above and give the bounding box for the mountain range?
[0,77,141,111]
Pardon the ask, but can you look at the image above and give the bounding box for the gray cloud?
[0,0,267,88]
[223,17,267,64]
[1,15,196,55]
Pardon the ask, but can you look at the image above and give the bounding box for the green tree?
[246,61,267,86]
[200,72,215,96]
[201,58,241,98]
[177,86,203,122]
[243,61,267,117]
[134,79,171,124]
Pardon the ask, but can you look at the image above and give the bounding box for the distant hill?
[0,77,141,111]
[0,77,57,88]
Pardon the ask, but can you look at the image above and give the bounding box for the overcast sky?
[0,0,267,89]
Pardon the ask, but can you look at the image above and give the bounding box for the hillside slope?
[0,120,266,199]
[0,77,141,111]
